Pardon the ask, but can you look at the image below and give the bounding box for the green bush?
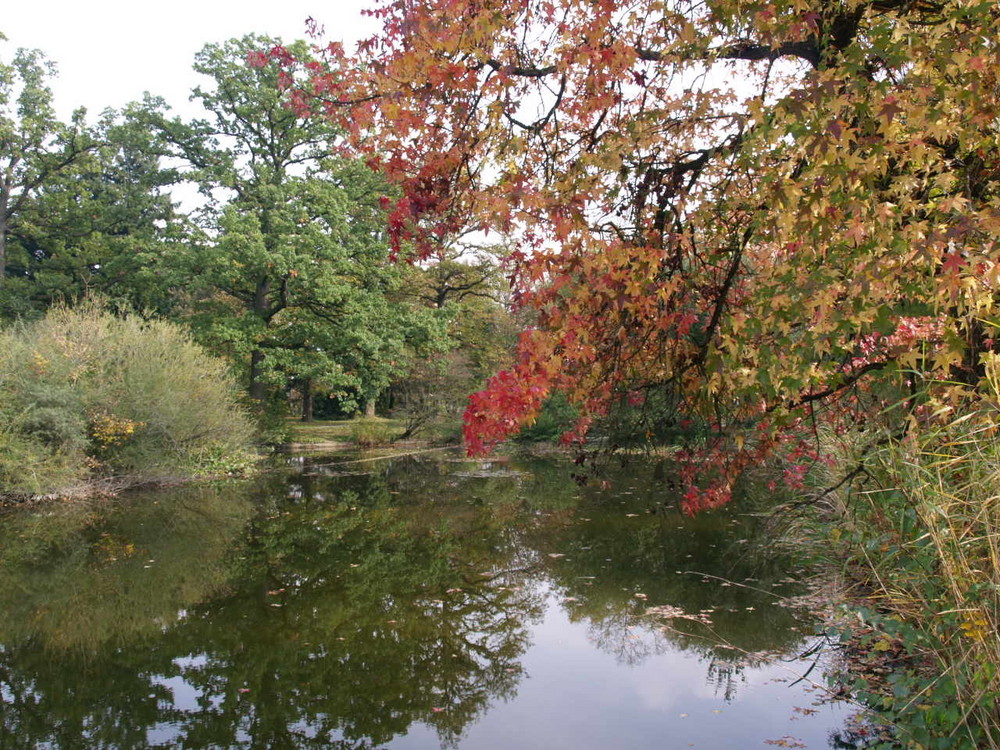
[0,302,257,496]
[515,393,578,444]
[350,417,397,448]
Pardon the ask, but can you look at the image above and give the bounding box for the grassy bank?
[800,397,1000,748]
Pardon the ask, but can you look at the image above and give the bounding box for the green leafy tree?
[2,101,181,318]
[391,246,517,436]
[153,35,444,408]
[0,37,97,291]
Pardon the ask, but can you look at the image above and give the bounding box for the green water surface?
[0,452,856,749]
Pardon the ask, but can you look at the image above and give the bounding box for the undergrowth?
[806,381,1000,749]
[0,302,258,497]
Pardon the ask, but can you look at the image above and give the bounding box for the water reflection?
[0,453,844,748]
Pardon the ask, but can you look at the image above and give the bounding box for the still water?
[0,451,855,749]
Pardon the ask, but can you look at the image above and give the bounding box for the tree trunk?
[301,378,314,422]
[0,203,8,284]
[249,350,267,401]
[248,275,272,401]
[365,399,376,418]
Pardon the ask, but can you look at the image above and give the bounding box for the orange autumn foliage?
[267,0,1000,510]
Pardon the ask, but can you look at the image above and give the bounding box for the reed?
[827,390,1000,749]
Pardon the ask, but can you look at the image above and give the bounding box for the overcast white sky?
[2,0,378,120]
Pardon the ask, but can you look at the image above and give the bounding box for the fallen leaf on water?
[645,605,712,625]
[764,737,806,749]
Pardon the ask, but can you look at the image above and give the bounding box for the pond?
[0,450,858,749]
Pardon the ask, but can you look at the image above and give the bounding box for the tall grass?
[0,302,257,497]
[350,417,399,448]
[821,389,1000,749]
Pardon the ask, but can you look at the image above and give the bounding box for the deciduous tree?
[275,0,1000,509]
[156,35,443,407]
[0,38,97,290]
[2,102,180,318]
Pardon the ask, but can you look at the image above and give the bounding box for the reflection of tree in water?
[585,610,669,666]
[0,454,827,747]
[152,471,545,749]
[524,461,823,702]
[0,484,253,652]
[0,484,255,749]
[0,459,546,749]
[704,654,750,702]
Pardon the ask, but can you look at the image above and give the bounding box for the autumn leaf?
[283,0,1000,512]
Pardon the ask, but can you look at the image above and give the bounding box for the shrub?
[515,393,578,444]
[820,381,1000,749]
[0,302,257,496]
[350,418,397,448]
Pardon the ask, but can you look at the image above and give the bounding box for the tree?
[390,247,517,437]
[155,35,444,408]
[0,37,97,290]
[2,101,180,318]
[273,0,1000,509]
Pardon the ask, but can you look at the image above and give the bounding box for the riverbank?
[788,410,1000,750]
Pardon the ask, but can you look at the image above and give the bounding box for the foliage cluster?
[515,393,579,444]
[1,34,491,435]
[146,35,452,414]
[0,37,178,320]
[276,0,1000,511]
[802,381,1000,747]
[389,253,518,440]
[0,303,256,496]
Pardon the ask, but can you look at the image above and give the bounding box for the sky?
[2,0,379,120]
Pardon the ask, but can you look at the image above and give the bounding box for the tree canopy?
[269,0,1000,509]
[155,35,446,408]
[0,37,179,319]
[0,39,95,291]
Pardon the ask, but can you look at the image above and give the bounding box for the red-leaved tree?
[262,0,1000,511]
